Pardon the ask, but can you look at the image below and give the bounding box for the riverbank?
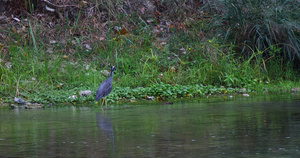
[0,0,299,107]
[1,81,300,108]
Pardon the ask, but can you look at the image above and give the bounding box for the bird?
[96,66,116,106]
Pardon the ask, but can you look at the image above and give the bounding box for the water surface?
[1,94,300,157]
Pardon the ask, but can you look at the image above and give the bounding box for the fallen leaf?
[170,66,176,73]
[100,37,105,41]
[146,19,154,23]
[81,0,88,4]
[12,27,17,34]
[168,24,174,28]
[119,27,128,35]
[138,7,145,14]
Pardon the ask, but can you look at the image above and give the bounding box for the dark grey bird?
[96,66,116,106]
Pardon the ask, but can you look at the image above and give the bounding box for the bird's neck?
[110,71,114,78]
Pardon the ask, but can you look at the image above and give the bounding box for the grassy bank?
[1,35,299,105]
[0,0,299,105]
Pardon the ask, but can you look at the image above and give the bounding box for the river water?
[1,94,300,157]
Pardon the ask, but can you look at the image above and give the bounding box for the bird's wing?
[95,79,113,101]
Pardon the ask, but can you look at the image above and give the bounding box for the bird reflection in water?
[96,112,115,152]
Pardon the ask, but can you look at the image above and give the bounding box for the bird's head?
[111,66,116,72]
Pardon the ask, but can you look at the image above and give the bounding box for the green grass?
[221,0,300,62]
[0,0,299,105]
[1,29,299,105]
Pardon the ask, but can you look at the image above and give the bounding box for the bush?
[221,0,300,63]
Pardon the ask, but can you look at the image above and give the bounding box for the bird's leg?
[105,97,108,108]
[101,97,105,107]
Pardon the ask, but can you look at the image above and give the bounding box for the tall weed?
[221,0,300,62]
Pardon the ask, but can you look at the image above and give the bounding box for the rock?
[50,40,56,44]
[241,88,247,93]
[10,104,17,109]
[85,64,90,70]
[11,104,26,109]
[85,44,91,50]
[14,97,25,104]
[101,70,110,76]
[79,90,92,97]
[242,94,250,97]
[291,87,299,93]
[180,48,186,54]
[146,96,155,100]
[25,103,44,109]
[159,73,163,79]
[68,95,77,99]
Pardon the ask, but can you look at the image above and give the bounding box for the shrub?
[221,0,300,63]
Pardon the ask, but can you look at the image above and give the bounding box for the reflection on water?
[96,112,115,152]
[0,94,300,157]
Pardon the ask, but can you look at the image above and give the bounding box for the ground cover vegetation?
[0,0,299,105]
